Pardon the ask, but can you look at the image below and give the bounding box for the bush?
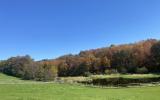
[118,67,127,74]
[105,69,111,74]
[83,72,92,77]
[136,67,148,74]
[91,77,160,86]
[105,69,118,75]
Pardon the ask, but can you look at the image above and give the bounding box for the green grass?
[0,73,46,84]
[0,73,160,100]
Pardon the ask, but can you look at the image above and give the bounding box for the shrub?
[136,67,148,74]
[118,67,127,74]
[91,77,160,86]
[105,69,118,75]
[105,69,112,75]
[83,72,92,77]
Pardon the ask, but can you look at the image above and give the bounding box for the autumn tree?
[150,41,160,72]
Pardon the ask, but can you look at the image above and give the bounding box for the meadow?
[0,73,160,100]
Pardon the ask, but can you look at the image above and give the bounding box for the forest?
[0,39,160,81]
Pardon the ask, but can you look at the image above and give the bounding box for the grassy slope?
[0,73,160,100]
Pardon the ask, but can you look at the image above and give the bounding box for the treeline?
[54,39,160,76]
[0,39,160,80]
[0,55,57,81]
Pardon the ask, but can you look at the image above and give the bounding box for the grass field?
[0,73,160,100]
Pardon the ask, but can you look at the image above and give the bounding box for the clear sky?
[0,0,160,60]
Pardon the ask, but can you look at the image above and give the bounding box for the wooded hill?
[1,39,160,81]
[54,39,160,76]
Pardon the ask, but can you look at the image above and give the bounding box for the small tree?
[36,63,57,81]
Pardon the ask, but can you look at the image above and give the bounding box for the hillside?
[52,39,160,76]
[1,39,160,80]
[0,73,42,84]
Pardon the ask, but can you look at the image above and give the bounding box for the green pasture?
[0,73,160,100]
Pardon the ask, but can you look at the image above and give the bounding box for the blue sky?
[0,0,160,60]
